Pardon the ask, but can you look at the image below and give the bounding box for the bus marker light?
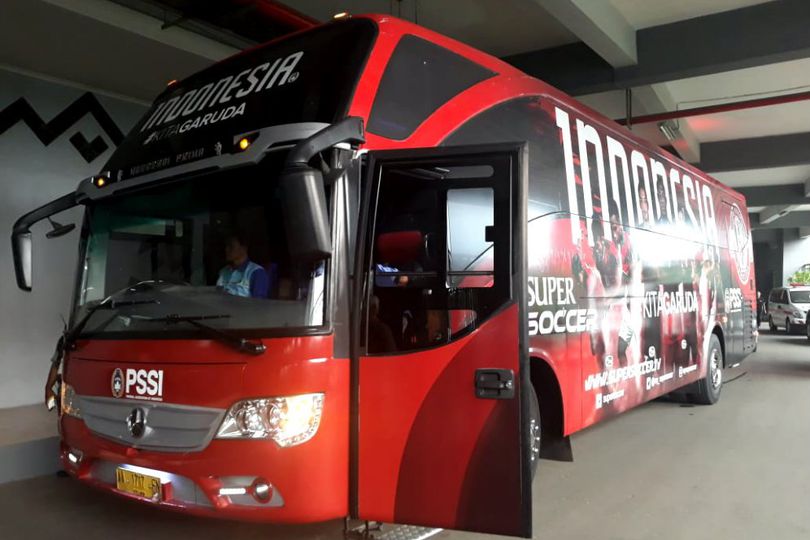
[67,449,82,465]
[233,132,259,152]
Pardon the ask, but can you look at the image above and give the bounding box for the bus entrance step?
[375,525,442,540]
[345,522,442,540]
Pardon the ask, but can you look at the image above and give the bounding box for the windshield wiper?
[68,299,159,343]
[135,313,266,356]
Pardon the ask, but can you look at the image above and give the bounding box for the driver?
[217,231,269,298]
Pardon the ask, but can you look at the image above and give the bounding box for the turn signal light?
[92,176,107,188]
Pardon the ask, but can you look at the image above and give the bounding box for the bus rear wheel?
[689,334,723,405]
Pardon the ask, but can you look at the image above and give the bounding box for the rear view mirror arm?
[285,116,365,168]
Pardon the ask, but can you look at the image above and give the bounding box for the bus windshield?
[74,155,327,338]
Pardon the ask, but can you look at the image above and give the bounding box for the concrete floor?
[2,330,809,540]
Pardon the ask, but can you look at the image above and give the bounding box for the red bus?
[12,14,757,538]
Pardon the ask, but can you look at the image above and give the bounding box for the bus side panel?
[548,99,756,428]
[442,95,754,433]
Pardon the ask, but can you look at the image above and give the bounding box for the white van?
[767,286,810,334]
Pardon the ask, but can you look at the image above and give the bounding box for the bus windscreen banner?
[103,19,376,182]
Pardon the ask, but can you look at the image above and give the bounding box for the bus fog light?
[251,479,272,502]
[216,393,324,446]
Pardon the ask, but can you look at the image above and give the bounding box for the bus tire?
[690,334,723,405]
[768,315,777,332]
[527,384,541,479]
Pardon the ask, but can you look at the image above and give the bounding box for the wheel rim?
[529,417,541,463]
[710,348,722,390]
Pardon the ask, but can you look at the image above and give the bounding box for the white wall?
[781,228,810,287]
[0,69,145,408]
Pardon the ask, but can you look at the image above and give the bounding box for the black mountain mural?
[0,92,125,163]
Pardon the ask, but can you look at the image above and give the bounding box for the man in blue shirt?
[217,232,269,298]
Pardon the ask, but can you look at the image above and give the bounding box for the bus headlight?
[60,383,82,419]
[216,394,324,447]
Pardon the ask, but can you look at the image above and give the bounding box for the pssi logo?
[111,368,164,401]
[111,368,124,398]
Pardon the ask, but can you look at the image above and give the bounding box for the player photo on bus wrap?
[570,186,722,421]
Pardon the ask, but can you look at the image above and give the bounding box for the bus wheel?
[769,316,777,332]
[690,334,723,405]
[527,384,541,479]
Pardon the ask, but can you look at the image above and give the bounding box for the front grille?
[78,395,225,452]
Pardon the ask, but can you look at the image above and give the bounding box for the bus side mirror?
[280,165,332,261]
[12,231,33,291]
[11,192,79,292]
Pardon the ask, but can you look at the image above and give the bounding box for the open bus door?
[351,144,532,537]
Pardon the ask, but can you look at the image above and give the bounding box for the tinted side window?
[367,35,496,140]
[442,97,567,219]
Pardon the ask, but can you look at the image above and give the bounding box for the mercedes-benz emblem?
[127,408,146,439]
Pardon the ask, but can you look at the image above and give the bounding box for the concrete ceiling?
[3,0,808,232]
[608,0,771,29]
[0,0,237,103]
[285,0,579,56]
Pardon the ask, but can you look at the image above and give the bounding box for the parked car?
[767,286,810,334]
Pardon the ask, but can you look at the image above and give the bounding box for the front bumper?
[60,410,348,523]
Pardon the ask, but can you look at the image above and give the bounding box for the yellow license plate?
[115,467,162,501]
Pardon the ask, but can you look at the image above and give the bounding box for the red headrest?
[376,231,422,265]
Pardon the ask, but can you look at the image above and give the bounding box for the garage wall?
[0,68,146,409]
[782,229,810,287]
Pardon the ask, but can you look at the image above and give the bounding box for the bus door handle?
[475,369,515,399]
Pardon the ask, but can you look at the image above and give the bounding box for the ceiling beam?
[759,205,797,225]
[698,131,810,173]
[736,184,810,208]
[531,0,636,67]
[506,0,810,96]
[752,228,780,243]
[752,210,810,230]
